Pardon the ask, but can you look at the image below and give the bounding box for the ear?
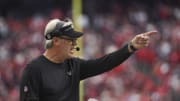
[52,37,61,45]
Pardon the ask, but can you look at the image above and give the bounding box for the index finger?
[144,31,158,36]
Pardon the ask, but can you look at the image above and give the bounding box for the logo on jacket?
[24,86,28,92]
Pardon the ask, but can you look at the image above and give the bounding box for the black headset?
[45,20,73,40]
[45,23,63,40]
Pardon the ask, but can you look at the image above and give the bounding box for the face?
[54,36,77,59]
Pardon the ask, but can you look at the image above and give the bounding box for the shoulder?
[23,56,43,74]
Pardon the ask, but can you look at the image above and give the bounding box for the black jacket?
[20,44,133,101]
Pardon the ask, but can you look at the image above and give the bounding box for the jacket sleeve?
[79,44,133,80]
[20,64,41,101]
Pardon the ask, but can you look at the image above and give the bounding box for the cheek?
[60,41,72,51]
[61,44,70,51]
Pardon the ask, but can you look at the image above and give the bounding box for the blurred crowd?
[83,1,180,101]
[0,0,180,101]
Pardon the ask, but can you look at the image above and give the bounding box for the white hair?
[44,40,53,49]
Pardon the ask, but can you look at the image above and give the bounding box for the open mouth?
[70,47,75,54]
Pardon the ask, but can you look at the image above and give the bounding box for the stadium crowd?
[0,0,180,101]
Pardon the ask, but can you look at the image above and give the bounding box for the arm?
[79,44,132,80]
[20,64,41,101]
[79,31,157,80]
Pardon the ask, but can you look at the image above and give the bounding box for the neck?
[43,49,65,64]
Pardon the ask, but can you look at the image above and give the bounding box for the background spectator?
[0,0,180,101]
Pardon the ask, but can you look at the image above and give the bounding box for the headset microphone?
[75,47,80,51]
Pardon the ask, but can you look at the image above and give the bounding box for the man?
[20,18,157,101]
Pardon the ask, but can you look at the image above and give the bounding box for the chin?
[67,54,75,58]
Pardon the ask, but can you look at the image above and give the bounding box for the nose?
[71,40,77,46]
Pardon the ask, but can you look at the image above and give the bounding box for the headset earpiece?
[45,33,52,40]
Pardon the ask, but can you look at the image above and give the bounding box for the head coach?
[19,18,157,101]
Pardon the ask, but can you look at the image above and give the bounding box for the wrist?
[128,41,137,53]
